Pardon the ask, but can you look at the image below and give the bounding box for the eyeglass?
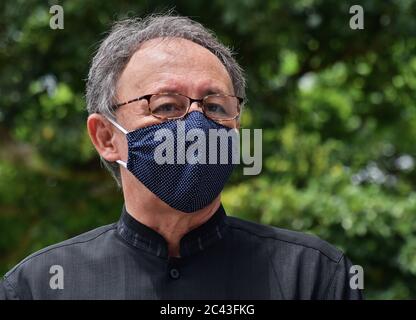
[112,92,243,121]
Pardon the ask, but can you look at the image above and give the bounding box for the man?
[0,15,362,300]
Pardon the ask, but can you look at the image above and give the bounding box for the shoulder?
[225,215,343,263]
[225,216,362,299]
[227,217,358,299]
[3,223,117,290]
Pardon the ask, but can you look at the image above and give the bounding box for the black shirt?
[0,205,363,299]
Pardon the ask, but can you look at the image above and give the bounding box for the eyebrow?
[150,84,230,97]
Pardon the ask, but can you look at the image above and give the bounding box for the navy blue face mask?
[106,111,237,213]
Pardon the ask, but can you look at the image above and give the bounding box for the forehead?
[117,37,234,96]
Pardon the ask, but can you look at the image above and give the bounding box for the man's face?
[112,37,237,162]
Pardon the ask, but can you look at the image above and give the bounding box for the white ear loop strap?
[105,116,128,168]
[116,159,127,168]
[105,116,129,134]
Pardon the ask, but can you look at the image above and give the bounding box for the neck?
[122,174,221,257]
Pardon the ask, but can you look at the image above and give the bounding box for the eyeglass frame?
[111,92,244,121]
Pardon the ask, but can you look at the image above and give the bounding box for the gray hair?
[86,14,246,186]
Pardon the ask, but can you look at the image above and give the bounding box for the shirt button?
[169,268,180,280]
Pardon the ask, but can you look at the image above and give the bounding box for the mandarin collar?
[116,204,229,258]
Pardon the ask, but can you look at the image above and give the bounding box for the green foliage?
[1,0,416,299]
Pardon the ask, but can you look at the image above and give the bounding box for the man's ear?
[87,113,122,162]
